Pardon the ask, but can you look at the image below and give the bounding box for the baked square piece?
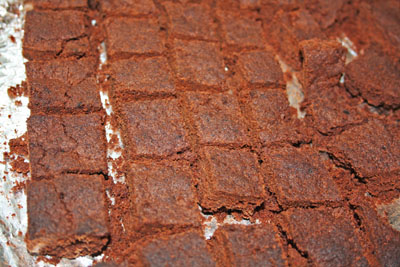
[298,39,361,135]
[28,77,102,114]
[28,113,107,179]
[23,10,89,60]
[134,230,216,266]
[246,88,310,146]
[265,9,323,70]
[117,98,190,158]
[354,200,400,267]
[26,57,98,86]
[172,39,225,88]
[164,2,218,41]
[127,161,200,234]
[238,50,283,87]
[214,224,287,266]
[105,17,164,59]
[263,145,341,207]
[27,174,109,258]
[345,48,400,109]
[326,119,400,179]
[108,57,176,98]
[197,147,268,215]
[185,91,250,146]
[218,10,264,48]
[299,39,346,92]
[282,207,368,266]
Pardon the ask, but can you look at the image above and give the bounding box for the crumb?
[9,133,28,156]
[12,180,27,193]
[9,35,16,43]
[7,82,27,98]
[36,255,61,266]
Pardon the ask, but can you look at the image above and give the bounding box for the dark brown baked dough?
[104,17,165,59]
[263,145,341,207]
[213,224,287,266]
[23,10,90,60]
[26,57,98,86]
[164,2,218,41]
[28,77,102,114]
[133,230,216,266]
[116,98,190,159]
[26,174,109,258]
[126,161,201,235]
[99,0,156,16]
[172,39,226,88]
[196,146,269,215]
[238,50,284,88]
[346,48,400,109]
[326,119,400,180]
[21,0,400,264]
[244,88,310,146]
[25,0,88,9]
[282,207,369,266]
[27,113,107,179]
[107,57,176,99]
[185,91,250,146]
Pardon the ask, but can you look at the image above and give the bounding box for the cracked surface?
[27,174,109,258]
[23,10,90,60]
[325,119,400,180]
[353,199,400,266]
[21,0,400,265]
[262,145,342,207]
[345,47,400,109]
[303,86,366,135]
[27,113,107,179]
[28,77,102,114]
[25,57,98,86]
[281,207,369,267]
[196,147,268,215]
[243,88,311,146]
